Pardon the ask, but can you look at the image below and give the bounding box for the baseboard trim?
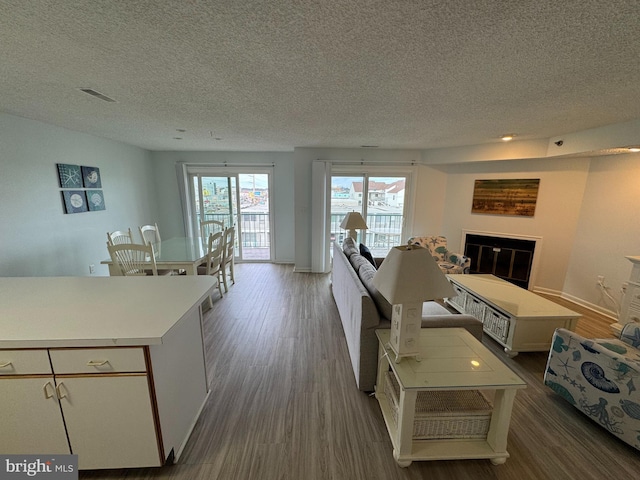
[532,286,618,321]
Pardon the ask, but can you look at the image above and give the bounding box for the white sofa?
[331,238,483,391]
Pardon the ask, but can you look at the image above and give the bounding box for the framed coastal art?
[57,163,106,214]
[471,179,540,217]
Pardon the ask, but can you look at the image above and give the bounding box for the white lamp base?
[389,302,422,363]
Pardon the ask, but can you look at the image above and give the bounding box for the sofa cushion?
[343,237,359,257]
[359,243,376,268]
[358,262,393,320]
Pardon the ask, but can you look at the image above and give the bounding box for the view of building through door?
[330,175,407,257]
[190,172,272,261]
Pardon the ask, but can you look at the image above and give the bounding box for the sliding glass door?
[188,169,273,262]
[330,173,410,257]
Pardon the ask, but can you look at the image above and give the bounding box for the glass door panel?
[330,174,408,257]
[197,176,236,229]
[190,171,272,262]
[238,174,270,260]
[366,176,405,256]
[330,176,364,246]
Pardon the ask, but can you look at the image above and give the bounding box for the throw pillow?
[359,243,376,268]
[342,237,359,257]
[349,253,371,273]
[358,262,393,320]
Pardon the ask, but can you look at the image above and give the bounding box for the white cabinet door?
[0,377,70,454]
[57,375,161,470]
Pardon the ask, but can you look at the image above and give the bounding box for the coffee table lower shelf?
[376,389,511,467]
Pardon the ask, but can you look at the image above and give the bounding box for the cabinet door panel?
[0,377,70,454]
[58,375,161,470]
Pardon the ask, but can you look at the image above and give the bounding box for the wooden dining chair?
[200,220,225,241]
[107,242,160,276]
[107,228,135,246]
[220,226,236,292]
[197,231,224,307]
[139,223,161,245]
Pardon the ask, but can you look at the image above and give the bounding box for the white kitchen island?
[0,276,217,470]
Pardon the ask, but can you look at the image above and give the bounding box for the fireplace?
[463,232,538,289]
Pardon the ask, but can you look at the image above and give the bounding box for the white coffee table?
[446,274,580,357]
[375,328,526,467]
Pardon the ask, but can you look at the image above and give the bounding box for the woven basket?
[385,372,493,440]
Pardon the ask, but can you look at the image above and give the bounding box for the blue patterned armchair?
[544,323,640,451]
[408,235,470,274]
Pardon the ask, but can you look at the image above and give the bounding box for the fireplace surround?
[462,231,540,289]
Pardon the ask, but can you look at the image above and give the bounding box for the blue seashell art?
[581,362,620,393]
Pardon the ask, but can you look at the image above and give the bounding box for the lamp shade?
[372,245,455,304]
[340,211,368,230]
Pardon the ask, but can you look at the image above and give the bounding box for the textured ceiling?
[1,0,640,152]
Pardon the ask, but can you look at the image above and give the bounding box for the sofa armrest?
[420,314,483,342]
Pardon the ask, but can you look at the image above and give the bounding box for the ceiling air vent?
[79,88,116,102]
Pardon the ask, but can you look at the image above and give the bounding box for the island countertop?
[0,276,217,348]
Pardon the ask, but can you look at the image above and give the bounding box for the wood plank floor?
[81,264,640,479]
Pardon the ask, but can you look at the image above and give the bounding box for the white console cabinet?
[446,275,580,357]
[0,276,216,470]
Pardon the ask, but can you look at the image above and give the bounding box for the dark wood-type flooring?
[81,264,640,479]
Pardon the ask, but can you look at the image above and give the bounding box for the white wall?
[410,165,448,236]
[434,157,591,292]
[0,113,158,277]
[563,153,640,316]
[149,151,295,263]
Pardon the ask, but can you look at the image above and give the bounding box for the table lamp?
[373,243,456,362]
[340,211,368,242]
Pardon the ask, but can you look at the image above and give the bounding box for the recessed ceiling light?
[628,146,640,153]
[500,134,515,141]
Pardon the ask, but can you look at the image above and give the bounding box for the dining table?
[102,236,207,276]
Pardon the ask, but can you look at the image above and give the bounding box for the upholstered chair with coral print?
[544,324,640,451]
[408,236,470,274]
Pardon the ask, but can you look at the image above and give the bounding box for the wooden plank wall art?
[57,163,106,214]
[471,179,540,216]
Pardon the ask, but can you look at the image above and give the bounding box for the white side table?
[375,328,526,467]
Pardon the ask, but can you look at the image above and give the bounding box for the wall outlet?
[89,264,95,274]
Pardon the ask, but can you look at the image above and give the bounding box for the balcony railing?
[196,212,402,260]
[199,212,271,260]
[330,213,403,257]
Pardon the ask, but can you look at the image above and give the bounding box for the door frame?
[183,165,275,262]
